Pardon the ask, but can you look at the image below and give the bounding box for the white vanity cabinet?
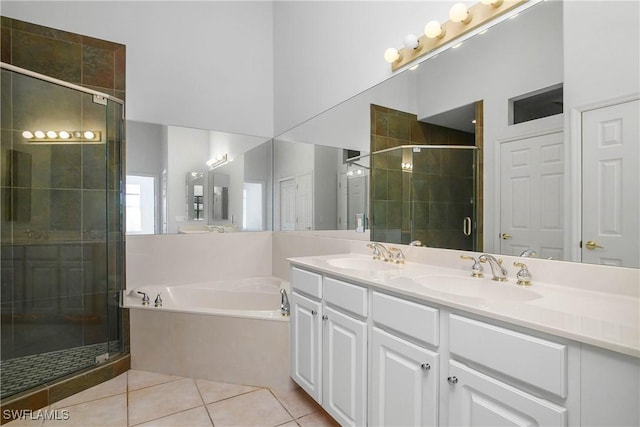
[370,291,440,426]
[290,267,368,427]
[446,314,571,426]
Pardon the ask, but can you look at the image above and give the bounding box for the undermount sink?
[411,274,542,303]
[326,257,400,271]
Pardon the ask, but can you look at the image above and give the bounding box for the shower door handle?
[463,217,472,236]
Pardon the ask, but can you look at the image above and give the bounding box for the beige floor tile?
[43,394,127,427]
[270,386,321,419]
[51,373,128,409]
[133,406,213,427]
[296,411,339,427]
[207,389,292,427]
[4,409,46,427]
[128,378,203,426]
[275,421,298,427]
[127,370,183,391]
[195,379,259,404]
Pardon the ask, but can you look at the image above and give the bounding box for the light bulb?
[46,130,58,138]
[403,34,419,50]
[424,20,445,39]
[34,131,46,139]
[22,131,34,139]
[384,48,400,64]
[356,169,362,175]
[450,3,472,24]
[83,131,95,139]
[59,131,71,139]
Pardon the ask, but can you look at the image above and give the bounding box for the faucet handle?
[513,262,532,286]
[389,247,406,264]
[460,255,484,278]
[154,292,163,307]
[137,291,150,305]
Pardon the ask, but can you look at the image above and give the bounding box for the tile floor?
[5,370,339,427]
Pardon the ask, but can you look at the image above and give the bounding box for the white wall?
[2,1,274,137]
[273,1,454,135]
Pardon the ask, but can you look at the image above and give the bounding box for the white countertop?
[288,253,640,358]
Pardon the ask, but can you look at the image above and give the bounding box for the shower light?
[34,130,46,139]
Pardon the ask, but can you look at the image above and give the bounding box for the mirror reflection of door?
[296,173,313,231]
[280,178,296,231]
[499,131,564,260]
[347,175,368,231]
[126,175,156,234]
[337,173,348,230]
[581,99,639,268]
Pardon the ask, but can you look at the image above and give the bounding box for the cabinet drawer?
[291,267,322,299]
[449,314,567,398]
[324,276,367,317]
[372,291,439,347]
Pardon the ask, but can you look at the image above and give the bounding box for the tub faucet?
[137,291,150,305]
[478,254,508,282]
[154,293,163,307]
[280,289,290,316]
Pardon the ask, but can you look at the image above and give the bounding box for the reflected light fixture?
[206,153,229,170]
[424,20,446,39]
[450,3,472,24]
[21,129,102,144]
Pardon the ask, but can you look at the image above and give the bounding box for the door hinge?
[93,94,108,106]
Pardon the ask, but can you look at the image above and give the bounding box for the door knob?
[501,233,512,240]
[447,376,458,385]
[585,240,604,250]
[311,310,317,315]
[322,315,328,320]
[421,363,431,371]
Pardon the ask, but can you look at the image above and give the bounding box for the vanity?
[288,250,640,426]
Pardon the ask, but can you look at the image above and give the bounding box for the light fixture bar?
[206,153,229,170]
[390,0,527,71]
[21,130,103,144]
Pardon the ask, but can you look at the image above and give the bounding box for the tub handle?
[154,292,163,307]
[137,291,150,305]
[280,289,290,316]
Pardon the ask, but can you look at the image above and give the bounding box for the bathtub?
[125,276,288,321]
[127,276,292,390]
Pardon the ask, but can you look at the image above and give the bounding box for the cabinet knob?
[421,363,431,371]
[322,315,328,320]
[447,376,458,385]
[311,310,317,315]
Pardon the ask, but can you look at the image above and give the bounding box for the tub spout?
[280,289,290,317]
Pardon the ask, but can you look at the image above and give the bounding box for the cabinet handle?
[447,376,458,385]
[311,310,317,315]
[421,363,431,371]
[322,315,328,320]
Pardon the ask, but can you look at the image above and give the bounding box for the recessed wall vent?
[509,84,563,125]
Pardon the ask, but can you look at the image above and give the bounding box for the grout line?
[267,388,296,425]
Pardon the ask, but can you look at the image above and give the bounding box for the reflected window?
[126,175,156,234]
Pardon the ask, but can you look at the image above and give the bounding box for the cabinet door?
[370,327,438,427]
[323,305,367,427]
[290,291,322,403]
[448,360,567,427]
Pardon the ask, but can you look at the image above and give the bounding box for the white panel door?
[448,361,567,427]
[338,173,348,230]
[582,99,639,268]
[296,172,313,231]
[279,178,296,231]
[322,305,367,427]
[290,291,322,403]
[500,131,564,260]
[370,327,438,427]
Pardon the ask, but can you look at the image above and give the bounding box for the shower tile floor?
[5,370,339,426]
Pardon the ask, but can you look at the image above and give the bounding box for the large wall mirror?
[126,0,639,268]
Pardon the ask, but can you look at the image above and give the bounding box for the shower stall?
[369,145,479,250]
[0,64,125,399]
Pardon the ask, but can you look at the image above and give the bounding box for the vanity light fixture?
[21,129,102,144]
[384,0,529,71]
[449,3,472,24]
[206,153,229,170]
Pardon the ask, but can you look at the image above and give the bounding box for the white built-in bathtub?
[127,276,293,390]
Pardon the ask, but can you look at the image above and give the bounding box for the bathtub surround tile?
[128,378,202,426]
[206,389,292,427]
[126,370,183,392]
[134,406,213,427]
[194,379,258,404]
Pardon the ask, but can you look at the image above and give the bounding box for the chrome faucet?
[409,240,423,247]
[519,248,537,257]
[478,254,508,282]
[389,247,406,264]
[367,242,393,262]
[280,289,290,316]
[137,291,150,305]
